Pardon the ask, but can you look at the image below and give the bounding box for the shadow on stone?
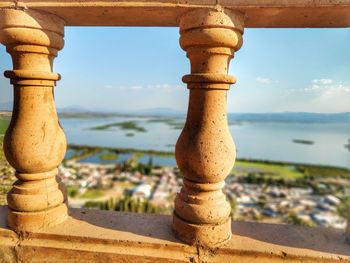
[232,221,350,257]
[69,208,180,244]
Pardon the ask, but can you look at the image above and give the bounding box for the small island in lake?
[89,121,147,132]
[292,139,314,145]
[345,139,350,151]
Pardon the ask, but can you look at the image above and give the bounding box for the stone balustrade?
[173,8,243,247]
[0,1,350,261]
[0,8,68,232]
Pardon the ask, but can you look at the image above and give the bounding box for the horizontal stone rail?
[0,1,350,27]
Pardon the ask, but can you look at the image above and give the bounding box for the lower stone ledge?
[0,205,349,263]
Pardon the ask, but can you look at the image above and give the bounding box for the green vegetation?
[0,139,15,205]
[147,118,184,130]
[68,144,174,158]
[99,152,118,161]
[147,118,171,123]
[337,196,350,218]
[80,189,104,199]
[235,161,304,180]
[0,116,10,136]
[120,155,153,175]
[241,171,335,190]
[232,159,350,194]
[286,211,315,227]
[85,195,167,214]
[297,164,350,179]
[0,185,11,205]
[235,159,350,179]
[228,196,237,217]
[67,186,79,198]
[66,145,350,182]
[90,121,147,132]
[243,173,296,187]
[66,146,101,162]
[262,163,350,195]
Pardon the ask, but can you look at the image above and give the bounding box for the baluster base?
[172,213,231,248]
[7,203,68,232]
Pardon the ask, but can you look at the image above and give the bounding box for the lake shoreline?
[67,143,350,172]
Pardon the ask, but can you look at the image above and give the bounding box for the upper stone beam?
[0,0,349,27]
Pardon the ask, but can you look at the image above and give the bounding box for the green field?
[80,189,104,199]
[68,144,174,158]
[0,116,10,136]
[99,152,118,161]
[234,161,304,180]
[0,136,15,205]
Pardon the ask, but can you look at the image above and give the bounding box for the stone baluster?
[173,8,244,247]
[0,9,68,232]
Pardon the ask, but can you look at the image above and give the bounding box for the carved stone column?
[0,9,68,232]
[173,8,244,247]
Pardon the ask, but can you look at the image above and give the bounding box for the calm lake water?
[61,116,350,168]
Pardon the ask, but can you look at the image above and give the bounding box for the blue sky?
[0,27,349,113]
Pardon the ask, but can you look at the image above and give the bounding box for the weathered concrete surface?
[0,1,350,27]
[0,206,349,262]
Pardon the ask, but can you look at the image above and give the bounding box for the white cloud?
[256,77,271,84]
[312,79,333,85]
[284,79,350,112]
[129,86,144,90]
[303,79,350,94]
[146,84,184,91]
[104,84,112,89]
[255,77,280,85]
[319,84,350,96]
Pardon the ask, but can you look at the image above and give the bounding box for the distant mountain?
[3,103,350,123]
[228,112,350,123]
[57,105,91,113]
[0,101,12,111]
[57,106,185,117]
